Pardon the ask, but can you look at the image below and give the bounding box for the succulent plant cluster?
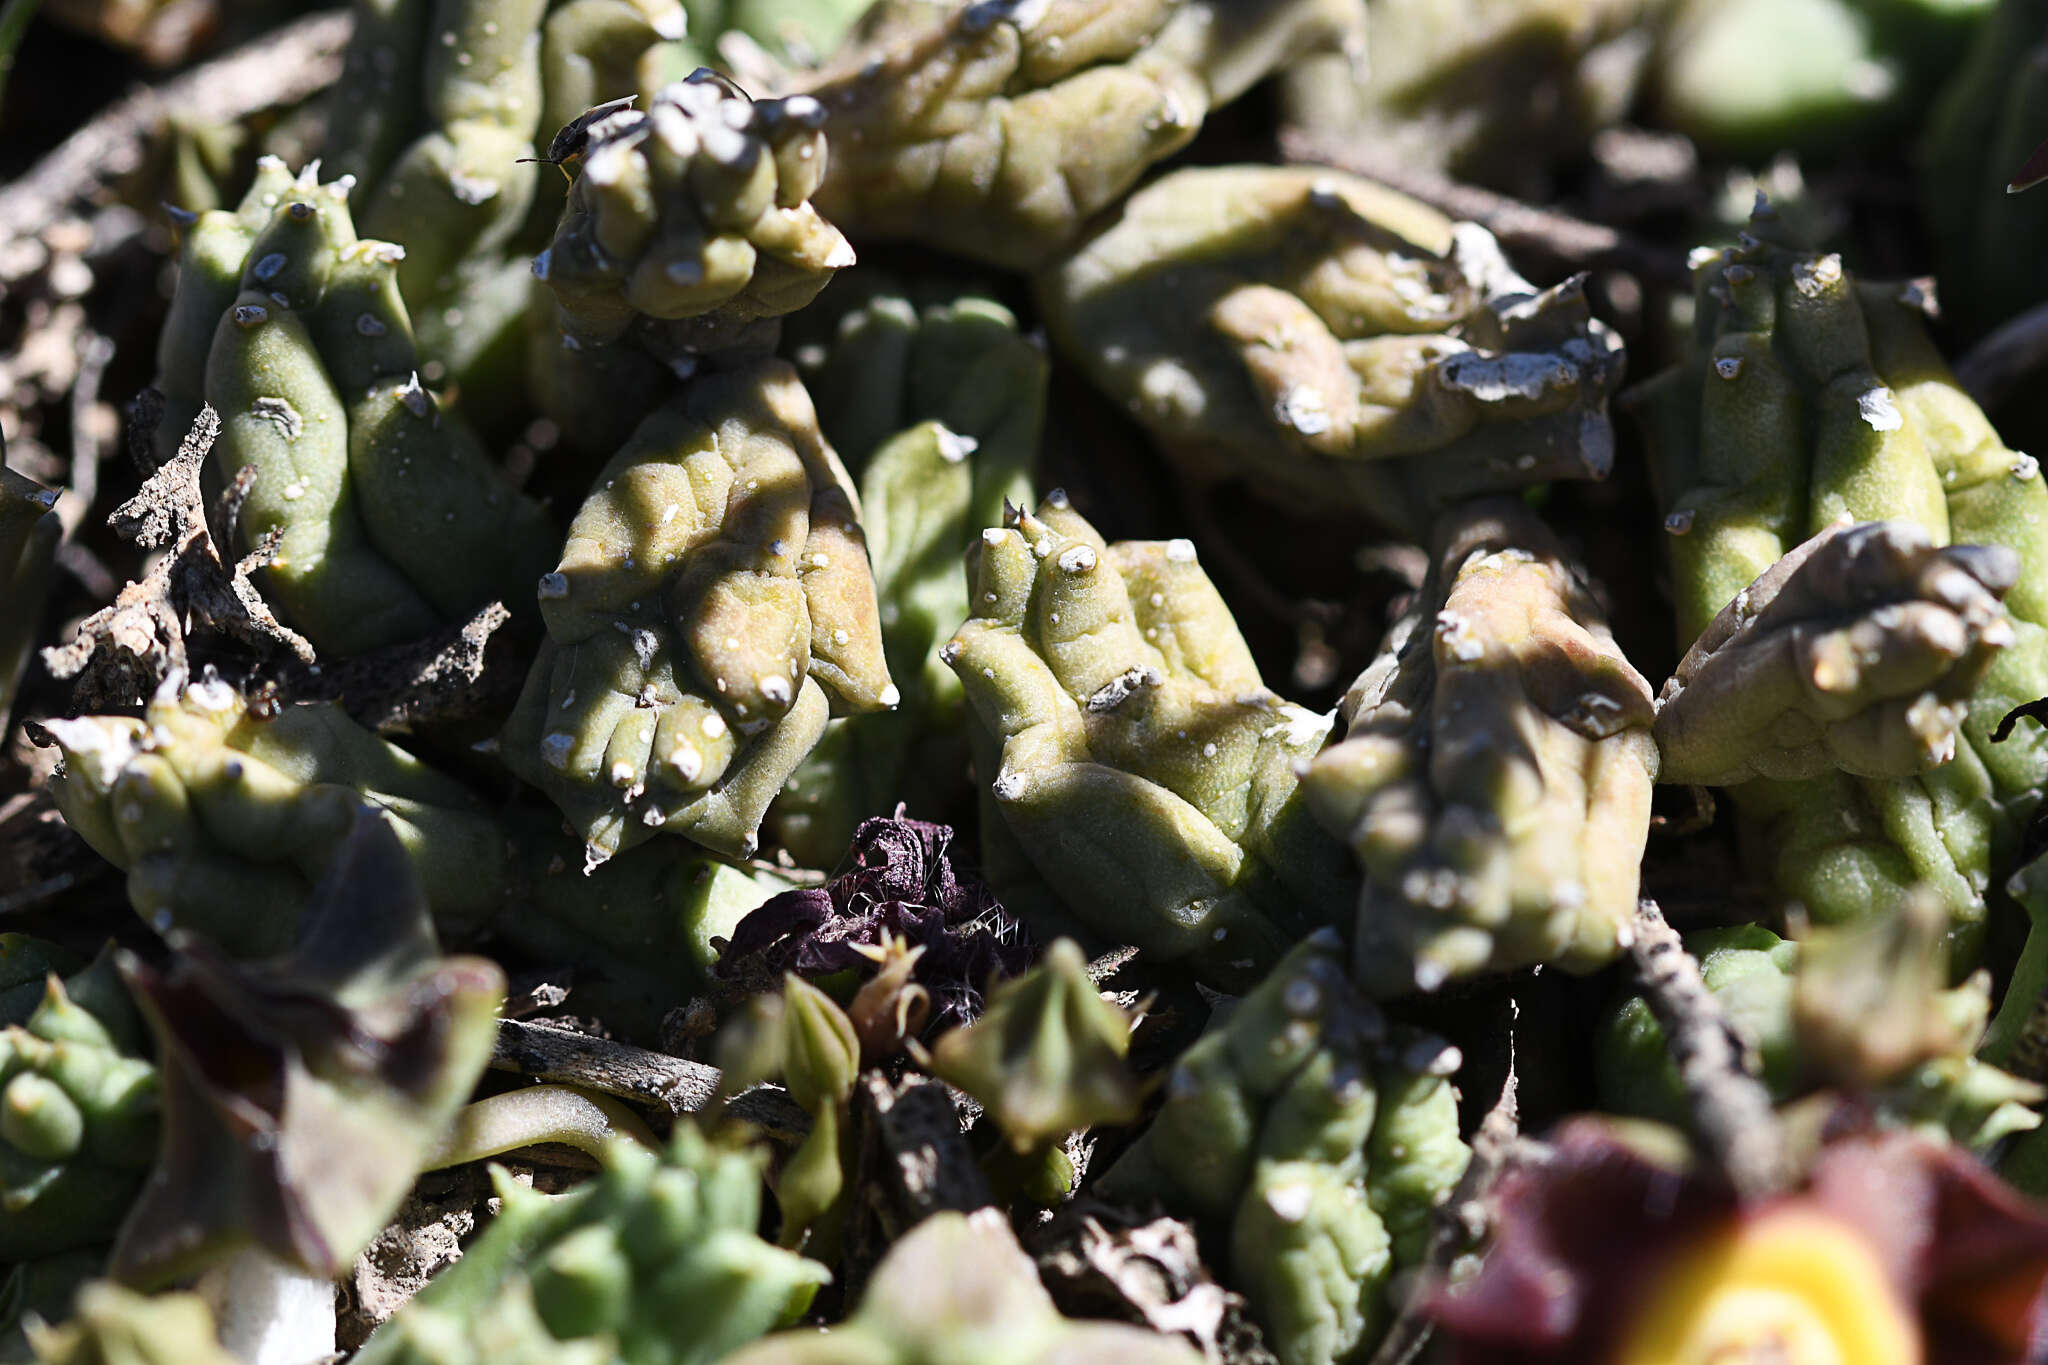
[946,494,1352,986]
[21,0,2048,1359]
[537,75,853,348]
[41,674,510,954]
[0,942,158,1267]
[1099,934,1468,1365]
[1303,497,1659,994]
[795,0,1366,270]
[1037,166,1625,525]
[353,1125,827,1364]
[1635,211,2048,963]
[151,158,556,656]
[500,357,894,866]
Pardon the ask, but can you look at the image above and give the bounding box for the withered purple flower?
[716,816,1031,1037]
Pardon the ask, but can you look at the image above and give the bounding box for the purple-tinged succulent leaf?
[108,809,503,1287]
[1429,1116,2048,1365]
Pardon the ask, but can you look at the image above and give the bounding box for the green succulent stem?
[422,1086,663,1172]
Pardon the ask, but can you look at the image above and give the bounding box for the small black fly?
[521,96,641,178]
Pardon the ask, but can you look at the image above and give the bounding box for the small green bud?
[928,939,1140,1153]
[2,1073,85,1162]
[780,975,860,1114]
[530,1224,636,1341]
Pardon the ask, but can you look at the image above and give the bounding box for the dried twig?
[489,1016,809,1141]
[50,331,120,600]
[1033,1204,1269,1365]
[1956,297,2048,413]
[0,8,352,247]
[1624,898,1794,1200]
[275,601,514,733]
[1279,128,1691,288]
[59,333,113,540]
[857,1070,991,1228]
[41,406,313,707]
[839,1069,995,1305]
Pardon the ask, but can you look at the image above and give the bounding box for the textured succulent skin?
[151,160,556,657]
[537,76,854,347]
[107,812,505,1286]
[943,494,1353,989]
[1632,212,2048,949]
[1036,166,1625,524]
[502,358,894,866]
[355,1125,828,1365]
[1,466,60,729]
[724,1209,1203,1365]
[37,675,785,1021]
[926,939,1139,1151]
[670,0,874,66]
[769,284,1044,866]
[499,843,793,1036]
[1096,934,1469,1365]
[540,0,688,176]
[1302,497,1658,996]
[1596,923,2042,1153]
[794,0,1365,271]
[1598,925,1801,1122]
[1654,0,1993,158]
[1923,0,2048,339]
[23,1283,237,1365]
[41,675,508,957]
[326,0,546,358]
[0,941,158,1264]
[1281,0,1662,194]
[1654,520,2018,787]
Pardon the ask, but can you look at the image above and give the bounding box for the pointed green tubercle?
[502,358,894,865]
[356,1125,828,1365]
[1097,934,1468,1365]
[945,495,1354,988]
